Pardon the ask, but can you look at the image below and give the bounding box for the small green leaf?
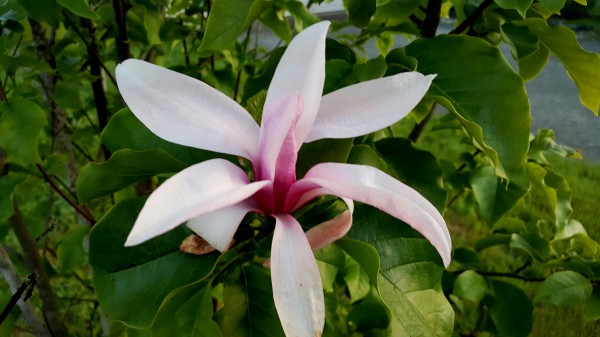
[535,271,593,306]
[489,281,533,337]
[296,138,353,178]
[353,55,387,82]
[54,80,83,110]
[259,7,292,43]
[0,173,26,223]
[518,44,550,81]
[470,166,529,225]
[0,97,47,165]
[405,35,531,178]
[16,0,61,27]
[453,270,487,303]
[538,0,567,14]
[57,226,89,273]
[76,149,187,202]
[143,6,162,45]
[90,199,219,328]
[347,0,376,28]
[584,287,600,321]
[374,0,420,19]
[494,0,533,17]
[528,129,581,165]
[57,0,100,20]
[526,162,573,232]
[510,233,549,261]
[501,23,539,60]
[524,18,600,115]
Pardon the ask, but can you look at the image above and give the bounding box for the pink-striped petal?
[305,73,435,142]
[289,163,451,266]
[265,21,329,146]
[259,93,300,183]
[124,159,268,246]
[116,59,260,162]
[271,214,325,337]
[186,200,255,252]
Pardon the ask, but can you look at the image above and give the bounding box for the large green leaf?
[90,198,219,328]
[494,0,533,17]
[16,0,61,27]
[405,35,531,178]
[523,18,600,115]
[488,281,533,337]
[296,138,354,178]
[346,205,453,337]
[151,282,222,336]
[76,149,187,202]
[0,97,47,165]
[215,264,285,337]
[101,108,219,165]
[535,271,593,306]
[200,0,269,51]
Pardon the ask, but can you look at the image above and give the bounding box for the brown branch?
[408,102,436,142]
[112,0,131,62]
[36,164,96,225]
[421,0,442,38]
[9,201,69,336]
[450,0,495,35]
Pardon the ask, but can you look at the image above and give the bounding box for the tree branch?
[450,0,495,35]
[112,0,131,62]
[36,164,96,225]
[9,201,69,336]
[421,0,442,38]
[0,247,51,336]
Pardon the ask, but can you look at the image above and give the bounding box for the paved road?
[255,18,600,162]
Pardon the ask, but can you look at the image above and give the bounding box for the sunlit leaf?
[535,271,592,306]
[453,270,486,303]
[57,0,100,19]
[405,35,531,178]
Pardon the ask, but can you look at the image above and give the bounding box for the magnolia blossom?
[116,21,451,337]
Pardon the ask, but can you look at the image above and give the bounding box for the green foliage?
[1,0,599,335]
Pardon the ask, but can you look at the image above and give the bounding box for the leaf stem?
[450,0,494,35]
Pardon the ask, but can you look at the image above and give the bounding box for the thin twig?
[35,164,96,225]
[450,0,494,35]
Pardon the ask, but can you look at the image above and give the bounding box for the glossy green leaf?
[101,108,219,165]
[494,0,533,17]
[57,0,100,19]
[501,23,539,60]
[215,264,285,337]
[259,7,292,43]
[76,149,187,202]
[284,0,320,31]
[535,271,592,306]
[353,55,387,82]
[470,166,530,225]
[347,205,453,337]
[405,35,531,178]
[90,198,219,328]
[200,0,269,51]
[0,97,47,165]
[151,282,222,337]
[374,138,447,211]
[453,270,487,303]
[489,281,533,337]
[57,226,89,273]
[524,18,600,115]
[323,59,354,94]
[347,144,388,171]
[374,0,420,19]
[539,0,567,14]
[518,43,550,81]
[347,0,376,28]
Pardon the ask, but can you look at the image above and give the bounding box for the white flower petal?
[291,163,451,266]
[305,73,435,142]
[271,214,325,337]
[265,21,330,145]
[116,59,260,161]
[125,159,268,246]
[186,200,255,252]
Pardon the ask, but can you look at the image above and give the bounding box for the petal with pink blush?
[116,59,260,162]
[291,163,451,266]
[124,159,269,246]
[186,200,255,252]
[271,214,325,337]
[305,73,435,142]
[305,198,354,251]
[265,21,329,145]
